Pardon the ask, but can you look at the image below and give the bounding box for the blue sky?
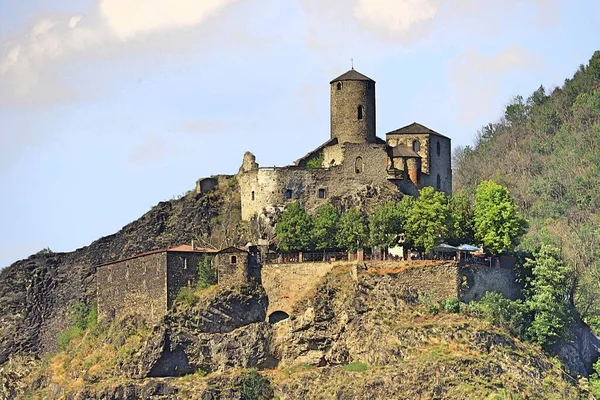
[1,0,599,268]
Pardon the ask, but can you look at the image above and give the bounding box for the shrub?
[343,362,368,372]
[467,292,530,338]
[305,152,324,169]
[238,369,274,400]
[440,298,461,313]
[197,255,216,289]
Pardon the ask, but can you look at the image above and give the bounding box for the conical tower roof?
[330,69,375,84]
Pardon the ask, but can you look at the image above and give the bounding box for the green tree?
[369,200,411,248]
[337,208,369,251]
[197,255,216,289]
[275,201,313,251]
[473,180,527,255]
[312,203,340,250]
[448,191,475,246]
[524,245,574,346]
[405,187,450,253]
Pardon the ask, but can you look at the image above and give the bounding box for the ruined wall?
[460,265,522,302]
[166,252,209,307]
[330,79,376,144]
[239,143,390,220]
[261,262,336,317]
[97,252,168,326]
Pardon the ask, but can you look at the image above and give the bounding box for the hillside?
[0,179,241,367]
[1,264,583,399]
[453,51,600,332]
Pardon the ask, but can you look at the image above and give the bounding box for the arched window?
[336,82,342,90]
[437,174,441,190]
[412,140,420,152]
[357,105,363,120]
[355,156,364,174]
[437,141,441,156]
[251,191,255,201]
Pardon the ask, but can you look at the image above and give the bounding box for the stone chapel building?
[238,68,453,220]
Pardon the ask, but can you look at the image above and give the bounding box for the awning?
[432,243,459,252]
[457,244,482,252]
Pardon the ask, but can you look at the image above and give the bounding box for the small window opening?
[179,257,187,269]
[336,82,342,90]
[357,105,363,120]
[285,189,293,200]
[437,174,441,190]
[437,141,441,156]
[412,140,420,152]
[367,82,373,90]
[318,188,326,199]
[231,255,237,264]
[355,156,363,174]
[251,191,255,201]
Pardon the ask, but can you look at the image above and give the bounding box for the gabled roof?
[390,144,420,158]
[330,69,375,84]
[386,122,450,140]
[294,137,338,166]
[217,246,249,254]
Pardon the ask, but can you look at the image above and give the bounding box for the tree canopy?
[406,187,450,253]
[311,203,340,250]
[275,201,313,251]
[473,181,527,255]
[337,208,369,251]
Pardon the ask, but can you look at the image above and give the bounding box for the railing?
[263,251,348,264]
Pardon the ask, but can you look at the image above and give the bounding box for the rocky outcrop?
[128,284,272,378]
[0,191,219,365]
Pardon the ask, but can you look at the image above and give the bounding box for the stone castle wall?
[239,143,390,220]
[261,262,336,317]
[261,261,520,321]
[97,252,168,326]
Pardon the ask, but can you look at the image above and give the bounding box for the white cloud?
[353,0,438,35]
[98,0,239,40]
[450,46,546,124]
[0,0,240,107]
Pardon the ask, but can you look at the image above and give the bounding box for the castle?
[237,68,453,220]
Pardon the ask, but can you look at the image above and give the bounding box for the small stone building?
[238,68,453,220]
[213,247,251,287]
[96,245,217,326]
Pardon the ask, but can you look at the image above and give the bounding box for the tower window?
[437,141,441,156]
[318,188,326,199]
[336,82,342,90]
[437,174,441,190]
[357,105,363,120]
[412,140,420,152]
[251,191,255,201]
[355,156,364,174]
[231,255,237,264]
[285,189,292,200]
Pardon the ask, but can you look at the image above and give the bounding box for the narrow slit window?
[251,191,255,201]
[437,174,441,190]
[318,188,326,199]
[231,255,237,264]
[437,141,441,156]
[412,140,420,152]
[355,156,363,174]
[357,105,363,120]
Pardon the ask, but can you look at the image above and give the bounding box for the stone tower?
[330,69,376,144]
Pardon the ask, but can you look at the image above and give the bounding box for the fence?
[263,251,348,264]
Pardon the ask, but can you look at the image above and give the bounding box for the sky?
[1,0,599,268]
